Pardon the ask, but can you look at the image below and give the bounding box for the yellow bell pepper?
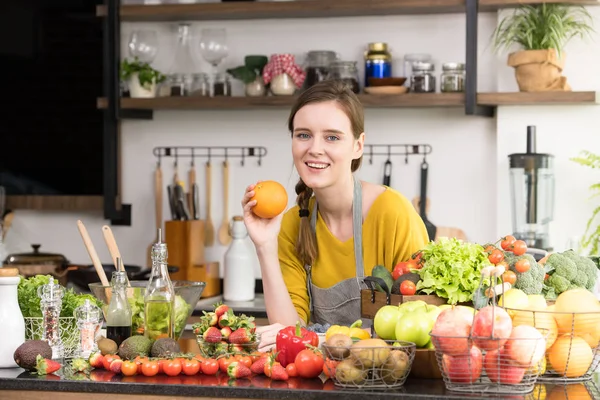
[325,319,371,341]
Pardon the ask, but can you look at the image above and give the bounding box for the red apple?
[504,325,546,368]
[483,349,526,384]
[431,306,474,356]
[472,306,512,351]
[442,346,483,383]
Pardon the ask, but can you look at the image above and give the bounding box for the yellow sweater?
[278,187,429,323]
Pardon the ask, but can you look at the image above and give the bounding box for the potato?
[380,350,410,384]
[350,338,391,369]
[335,359,367,385]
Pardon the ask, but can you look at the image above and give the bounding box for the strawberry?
[227,362,251,379]
[228,327,251,344]
[270,363,289,381]
[203,326,222,343]
[88,352,104,369]
[35,355,61,375]
[250,357,267,375]
[205,312,218,327]
[109,359,123,374]
[220,326,232,339]
[71,358,90,373]
[229,344,245,353]
[214,303,229,318]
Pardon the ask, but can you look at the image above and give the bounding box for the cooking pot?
[3,244,179,288]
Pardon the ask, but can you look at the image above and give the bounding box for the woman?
[241,80,429,350]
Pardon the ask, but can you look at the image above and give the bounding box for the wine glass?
[128,30,159,63]
[198,28,229,72]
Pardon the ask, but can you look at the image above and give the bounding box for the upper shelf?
[96,0,600,22]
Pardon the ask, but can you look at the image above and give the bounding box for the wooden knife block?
[188,262,221,299]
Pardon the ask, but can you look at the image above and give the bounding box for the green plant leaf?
[226,66,257,84]
[244,55,268,74]
[120,57,165,88]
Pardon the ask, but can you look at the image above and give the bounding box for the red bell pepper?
[275,322,319,367]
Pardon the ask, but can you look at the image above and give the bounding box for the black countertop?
[194,294,267,318]
[1,367,598,400]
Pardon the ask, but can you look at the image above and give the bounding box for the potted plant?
[491,4,593,92]
[120,57,165,98]
[227,55,268,97]
[571,150,600,255]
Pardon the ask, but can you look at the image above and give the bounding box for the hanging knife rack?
[364,144,432,165]
[153,146,268,166]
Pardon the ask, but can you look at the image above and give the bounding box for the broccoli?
[542,251,598,297]
[504,253,544,295]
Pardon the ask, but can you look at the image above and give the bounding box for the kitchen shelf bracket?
[465,0,495,118]
[153,146,269,166]
[103,0,132,225]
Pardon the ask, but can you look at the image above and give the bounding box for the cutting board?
[412,197,468,241]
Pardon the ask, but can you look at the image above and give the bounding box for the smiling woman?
[241,80,429,351]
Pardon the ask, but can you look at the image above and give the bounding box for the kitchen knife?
[167,185,178,220]
[175,184,191,220]
[192,183,200,220]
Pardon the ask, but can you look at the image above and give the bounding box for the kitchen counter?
[195,294,267,318]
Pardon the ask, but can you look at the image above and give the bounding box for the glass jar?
[191,73,210,97]
[440,62,466,93]
[364,42,392,87]
[213,73,231,97]
[403,54,431,87]
[169,74,188,97]
[303,50,338,90]
[327,61,360,93]
[410,62,436,93]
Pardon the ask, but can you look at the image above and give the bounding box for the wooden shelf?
[477,91,599,106]
[97,93,465,110]
[6,196,104,211]
[96,0,600,21]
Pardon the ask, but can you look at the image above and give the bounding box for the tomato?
[484,245,497,253]
[544,273,549,281]
[249,351,265,364]
[515,259,531,273]
[121,361,137,376]
[400,280,417,295]
[237,356,252,369]
[502,270,517,285]
[158,359,168,374]
[488,249,505,265]
[141,361,159,377]
[512,240,527,256]
[294,349,324,379]
[411,250,423,264]
[164,359,182,376]
[201,358,219,375]
[285,363,298,377]
[323,358,339,378]
[218,356,235,373]
[181,359,200,376]
[500,235,516,251]
[102,355,120,370]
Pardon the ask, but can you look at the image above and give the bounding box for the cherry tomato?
[182,359,200,376]
[512,240,528,256]
[515,258,531,273]
[545,273,549,281]
[158,359,168,374]
[201,358,219,375]
[237,356,252,369]
[218,356,235,373]
[488,249,505,265]
[484,245,497,253]
[120,360,137,376]
[294,349,324,379]
[502,270,517,285]
[141,360,159,377]
[164,359,182,376]
[323,358,339,378]
[285,363,298,377]
[400,280,417,295]
[500,235,516,251]
[102,354,120,370]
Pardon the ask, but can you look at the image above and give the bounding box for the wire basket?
[195,333,261,359]
[430,265,548,394]
[321,339,416,389]
[530,380,600,400]
[504,307,600,383]
[24,317,80,359]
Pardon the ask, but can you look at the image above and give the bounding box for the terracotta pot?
[507,49,571,92]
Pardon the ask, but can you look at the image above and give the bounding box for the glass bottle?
[74,299,102,359]
[106,260,132,347]
[224,216,255,302]
[327,61,360,93]
[37,283,65,361]
[144,229,175,340]
[167,23,197,96]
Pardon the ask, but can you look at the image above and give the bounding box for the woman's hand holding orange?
[241,181,286,249]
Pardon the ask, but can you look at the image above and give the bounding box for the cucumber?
[371,265,394,294]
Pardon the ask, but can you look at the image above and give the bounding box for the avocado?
[118,336,153,360]
[151,338,181,358]
[371,265,394,294]
[14,340,52,370]
[391,273,421,295]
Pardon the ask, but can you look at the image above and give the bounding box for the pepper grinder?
[37,283,65,361]
[74,299,102,359]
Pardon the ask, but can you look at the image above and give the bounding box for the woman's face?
[291,101,364,191]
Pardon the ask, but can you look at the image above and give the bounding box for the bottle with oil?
[144,229,174,340]
[106,259,132,347]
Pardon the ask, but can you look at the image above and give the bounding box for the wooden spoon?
[77,220,109,286]
[147,164,162,268]
[218,160,232,246]
[2,211,14,241]
[204,161,215,246]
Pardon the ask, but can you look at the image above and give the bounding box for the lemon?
[499,288,529,317]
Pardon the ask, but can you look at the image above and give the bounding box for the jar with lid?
[191,73,210,97]
[212,73,232,97]
[169,74,188,97]
[224,216,255,302]
[364,42,392,87]
[410,62,436,93]
[0,268,25,368]
[440,62,465,93]
[403,54,431,87]
[327,61,360,94]
[303,50,338,90]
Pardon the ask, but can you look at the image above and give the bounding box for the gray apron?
[304,178,370,328]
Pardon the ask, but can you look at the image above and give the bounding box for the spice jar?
[410,62,436,93]
[303,50,337,90]
[191,73,210,97]
[38,282,65,360]
[169,74,188,97]
[327,61,360,93]
[440,62,466,93]
[213,73,232,97]
[364,42,392,87]
[263,54,306,96]
[74,299,102,359]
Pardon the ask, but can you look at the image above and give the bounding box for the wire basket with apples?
[321,338,416,389]
[504,288,600,384]
[429,265,548,394]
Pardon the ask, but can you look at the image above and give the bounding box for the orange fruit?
[251,180,288,219]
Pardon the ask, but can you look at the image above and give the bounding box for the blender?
[508,126,555,253]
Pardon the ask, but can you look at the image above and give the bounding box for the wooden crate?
[360,290,449,319]
[410,349,442,379]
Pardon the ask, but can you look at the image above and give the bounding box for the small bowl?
[364,86,408,95]
[196,332,261,358]
[368,77,407,87]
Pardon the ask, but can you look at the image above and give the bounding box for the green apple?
[426,305,442,323]
[399,300,428,314]
[373,305,403,340]
[395,310,434,347]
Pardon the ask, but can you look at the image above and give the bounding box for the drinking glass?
[198,28,228,72]
[128,30,159,63]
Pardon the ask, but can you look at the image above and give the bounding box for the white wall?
[5,8,599,273]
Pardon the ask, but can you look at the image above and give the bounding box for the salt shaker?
[74,299,102,359]
[37,283,65,361]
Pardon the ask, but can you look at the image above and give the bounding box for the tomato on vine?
[515,258,531,273]
[488,249,504,265]
[511,240,528,256]
[502,270,517,285]
[500,235,516,251]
